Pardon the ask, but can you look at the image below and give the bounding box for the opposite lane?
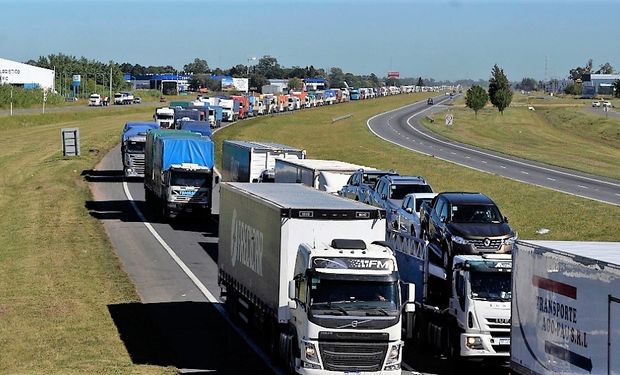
[367,97,620,206]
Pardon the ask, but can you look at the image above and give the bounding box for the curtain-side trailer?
[511,240,620,375]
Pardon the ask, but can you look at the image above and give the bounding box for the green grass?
[214,93,620,241]
[421,99,620,179]
[0,109,173,374]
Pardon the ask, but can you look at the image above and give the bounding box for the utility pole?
[109,65,113,99]
[10,85,13,116]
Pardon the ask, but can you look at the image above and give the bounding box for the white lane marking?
[578,185,589,189]
[480,160,487,164]
[122,182,283,375]
[404,113,620,189]
[366,103,620,207]
[500,165,507,169]
[616,193,620,196]
[521,171,529,175]
[451,152,457,155]
[547,177,556,181]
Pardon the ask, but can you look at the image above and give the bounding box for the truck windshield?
[157,115,174,120]
[171,171,209,187]
[451,204,503,223]
[126,140,145,153]
[470,271,511,301]
[389,184,433,199]
[310,278,399,313]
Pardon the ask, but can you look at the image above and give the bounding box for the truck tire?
[279,332,298,374]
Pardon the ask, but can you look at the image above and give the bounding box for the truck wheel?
[286,334,298,375]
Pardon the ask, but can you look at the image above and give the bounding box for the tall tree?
[488,64,512,114]
[517,77,538,91]
[288,77,303,91]
[465,85,489,116]
[416,77,424,87]
[183,58,209,74]
[569,59,593,81]
[255,55,283,79]
[596,62,614,74]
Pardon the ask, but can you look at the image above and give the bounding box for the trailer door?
[610,296,620,375]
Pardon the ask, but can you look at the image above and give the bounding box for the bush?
[0,85,64,108]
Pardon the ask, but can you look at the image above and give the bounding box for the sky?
[1,0,618,81]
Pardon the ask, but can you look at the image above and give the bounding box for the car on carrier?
[368,175,433,229]
[419,192,516,268]
[339,168,398,202]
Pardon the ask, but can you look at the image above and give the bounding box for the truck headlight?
[466,336,484,350]
[452,235,469,245]
[304,342,319,364]
[385,344,401,365]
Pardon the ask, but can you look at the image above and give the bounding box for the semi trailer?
[221,140,306,183]
[144,129,218,219]
[274,158,368,194]
[511,240,620,375]
[218,183,411,374]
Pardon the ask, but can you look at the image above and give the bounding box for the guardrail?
[332,113,353,123]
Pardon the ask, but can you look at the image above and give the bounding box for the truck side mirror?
[504,216,509,223]
[405,207,413,214]
[404,283,415,313]
[381,194,387,200]
[440,215,446,223]
[288,280,296,300]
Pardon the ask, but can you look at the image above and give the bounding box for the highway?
[367,96,620,206]
[89,128,509,375]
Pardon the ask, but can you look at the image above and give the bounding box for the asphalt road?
[367,96,620,206]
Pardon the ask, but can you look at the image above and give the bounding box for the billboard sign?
[222,77,249,93]
[72,74,81,87]
[387,71,400,79]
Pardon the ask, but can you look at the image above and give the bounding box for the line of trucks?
[215,141,619,374]
[119,101,619,374]
[151,81,419,129]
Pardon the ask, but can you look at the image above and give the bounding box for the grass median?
[0,108,173,374]
[214,93,620,241]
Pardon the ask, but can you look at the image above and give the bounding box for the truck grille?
[319,342,387,372]
[469,238,503,250]
[486,318,510,329]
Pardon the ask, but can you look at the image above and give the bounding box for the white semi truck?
[154,107,175,129]
[218,183,411,374]
[221,140,306,183]
[511,240,620,375]
[388,230,512,361]
[274,158,371,194]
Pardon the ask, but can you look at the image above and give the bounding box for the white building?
[0,57,55,90]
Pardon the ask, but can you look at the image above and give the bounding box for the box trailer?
[274,158,369,194]
[218,183,410,374]
[221,140,306,183]
[511,240,620,375]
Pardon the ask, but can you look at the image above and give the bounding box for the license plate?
[180,190,194,196]
[345,372,360,375]
[499,338,510,345]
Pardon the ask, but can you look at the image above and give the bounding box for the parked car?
[339,168,398,202]
[133,97,142,104]
[368,175,433,229]
[427,98,434,105]
[395,192,438,237]
[603,100,613,108]
[592,100,601,107]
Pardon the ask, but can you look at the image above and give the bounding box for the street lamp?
[247,56,257,76]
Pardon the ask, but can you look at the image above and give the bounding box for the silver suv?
[368,175,433,229]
